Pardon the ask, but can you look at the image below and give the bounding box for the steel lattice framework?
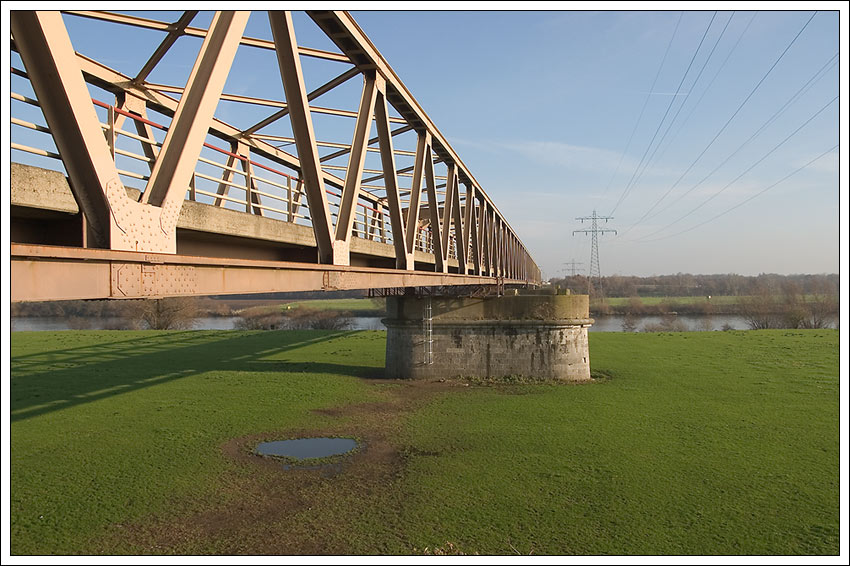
[9,10,541,301]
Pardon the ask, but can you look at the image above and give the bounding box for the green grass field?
[10,329,839,555]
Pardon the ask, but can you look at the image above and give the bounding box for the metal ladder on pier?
[423,296,433,365]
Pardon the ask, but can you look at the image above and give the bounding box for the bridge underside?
[10,164,519,302]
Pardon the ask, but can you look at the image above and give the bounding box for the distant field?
[283,298,385,314]
[10,329,839,555]
[601,295,738,307]
[600,294,830,307]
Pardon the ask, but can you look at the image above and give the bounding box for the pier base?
[383,291,593,381]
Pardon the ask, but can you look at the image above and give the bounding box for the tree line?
[548,272,839,330]
[550,272,838,300]
[10,297,356,331]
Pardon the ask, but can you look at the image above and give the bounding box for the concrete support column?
[383,291,593,381]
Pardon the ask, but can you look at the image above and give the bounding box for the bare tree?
[621,312,639,333]
[739,284,783,330]
[803,279,838,329]
[131,297,199,330]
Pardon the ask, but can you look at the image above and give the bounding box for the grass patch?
[10,329,839,555]
[387,330,839,555]
[10,329,386,554]
[282,298,385,316]
[602,295,738,307]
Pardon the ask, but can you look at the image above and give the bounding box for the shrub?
[643,314,688,332]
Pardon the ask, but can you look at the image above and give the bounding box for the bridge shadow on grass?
[10,329,382,423]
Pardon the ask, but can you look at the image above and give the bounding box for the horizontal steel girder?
[10,244,523,302]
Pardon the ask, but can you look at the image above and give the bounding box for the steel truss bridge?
[9,10,541,302]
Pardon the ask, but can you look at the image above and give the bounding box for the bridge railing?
[10,10,541,286]
[11,67,465,257]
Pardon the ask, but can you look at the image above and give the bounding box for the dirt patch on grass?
[105,378,464,555]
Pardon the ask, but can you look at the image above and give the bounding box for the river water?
[11,314,755,332]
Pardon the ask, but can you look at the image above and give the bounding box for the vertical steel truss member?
[213,141,263,215]
[10,9,542,289]
[114,92,160,168]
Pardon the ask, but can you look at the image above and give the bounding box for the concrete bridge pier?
[383,291,593,381]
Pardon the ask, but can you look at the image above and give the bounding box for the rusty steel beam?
[10,244,526,302]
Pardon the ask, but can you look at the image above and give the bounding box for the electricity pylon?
[573,210,616,294]
[563,259,583,277]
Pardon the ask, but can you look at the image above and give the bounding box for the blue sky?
[348,8,844,279]
[5,5,847,279]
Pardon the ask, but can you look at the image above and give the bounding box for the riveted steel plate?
[111,262,197,297]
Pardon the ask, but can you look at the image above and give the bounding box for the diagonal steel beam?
[11,10,119,247]
[269,10,334,263]
[423,141,445,272]
[374,76,412,270]
[440,164,457,268]
[307,12,520,235]
[333,71,378,263]
[320,123,413,164]
[143,10,249,216]
[461,182,475,274]
[133,11,198,84]
[450,178,466,273]
[470,192,482,275]
[405,131,428,257]
[68,49,385,211]
[241,67,360,136]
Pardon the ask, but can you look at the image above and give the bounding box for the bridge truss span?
[9,10,541,301]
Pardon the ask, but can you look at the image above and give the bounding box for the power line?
[640,11,736,169]
[601,11,684,196]
[616,10,819,238]
[609,12,718,216]
[658,11,758,166]
[644,51,838,223]
[634,143,838,243]
[631,94,837,242]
